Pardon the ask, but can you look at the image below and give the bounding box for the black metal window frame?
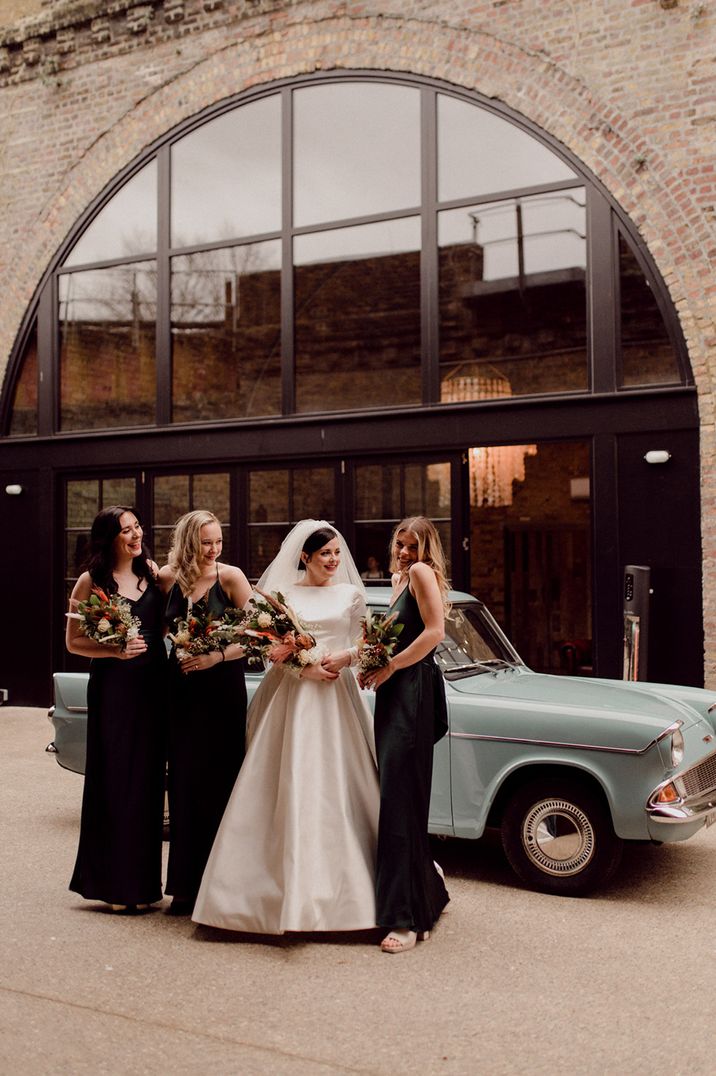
[0,70,692,439]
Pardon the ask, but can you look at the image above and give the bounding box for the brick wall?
[0,0,714,675]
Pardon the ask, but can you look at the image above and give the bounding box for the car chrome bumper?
[647,749,716,825]
[647,799,716,824]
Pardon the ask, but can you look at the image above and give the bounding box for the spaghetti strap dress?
[373,582,450,933]
[69,582,167,906]
[165,567,247,902]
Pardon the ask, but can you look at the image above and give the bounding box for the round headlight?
[671,727,685,767]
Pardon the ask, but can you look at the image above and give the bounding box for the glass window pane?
[295,218,421,413]
[405,462,451,517]
[619,234,681,387]
[151,528,172,567]
[66,531,91,578]
[171,96,281,247]
[8,323,38,436]
[171,243,281,423]
[193,473,230,522]
[469,440,591,674]
[63,161,157,267]
[67,480,99,528]
[101,477,137,509]
[355,464,401,520]
[439,192,587,400]
[154,474,189,526]
[249,525,288,580]
[293,83,421,226]
[59,263,157,430]
[355,524,392,581]
[250,470,288,522]
[291,468,335,521]
[437,95,576,203]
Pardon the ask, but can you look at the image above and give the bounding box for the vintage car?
[48,587,716,896]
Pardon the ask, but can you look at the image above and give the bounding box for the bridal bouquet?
[357,610,404,675]
[225,590,320,673]
[66,586,142,653]
[168,606,232,661]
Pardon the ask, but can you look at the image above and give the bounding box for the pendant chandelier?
[442,362,538,507]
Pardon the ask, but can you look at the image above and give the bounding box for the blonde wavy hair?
[389,516,451,614]
[167,510,222,597]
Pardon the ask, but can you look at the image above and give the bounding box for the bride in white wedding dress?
[192,520,380,934]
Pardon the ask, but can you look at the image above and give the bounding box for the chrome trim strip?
[449,731,652,756]
[654,719,683,744]
[64,705,88,714]
[647,800,716,824]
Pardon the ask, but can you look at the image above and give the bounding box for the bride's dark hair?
[297,526,337,570]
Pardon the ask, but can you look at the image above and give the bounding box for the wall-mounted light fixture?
[570,476,590,501]
[644,450,671,465]
[4,484,24,496]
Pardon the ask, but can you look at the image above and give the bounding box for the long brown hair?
[83,505,154,595]
[389,516,450,614]
[167,510,222,597]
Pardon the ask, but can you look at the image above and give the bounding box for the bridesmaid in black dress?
[159,510,251,915]
[361,516,450,953]
[66,506,167,913]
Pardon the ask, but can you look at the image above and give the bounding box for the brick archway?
[3,12,715,677]
[5,14,712,394]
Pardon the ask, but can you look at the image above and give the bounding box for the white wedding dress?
[192,582,380,933]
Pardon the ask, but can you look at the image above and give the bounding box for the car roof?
[364,585,480,606]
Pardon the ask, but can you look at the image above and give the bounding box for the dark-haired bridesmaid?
[66,506,167,913]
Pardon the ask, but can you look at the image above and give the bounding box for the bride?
[192,520,380,934]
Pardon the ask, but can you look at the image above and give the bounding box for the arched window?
[2,74,688,437]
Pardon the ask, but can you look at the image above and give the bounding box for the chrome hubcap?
[521,798,595,876]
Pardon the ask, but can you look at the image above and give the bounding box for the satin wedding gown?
[192,582,379,934]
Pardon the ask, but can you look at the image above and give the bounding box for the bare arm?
[157,564,175,596]
[220,565,251,664]
[222,564,252,610]
[361,562,444,689]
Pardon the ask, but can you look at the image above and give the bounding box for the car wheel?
[501,777,623,896]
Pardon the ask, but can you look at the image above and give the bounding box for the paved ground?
[2,705,716,1075]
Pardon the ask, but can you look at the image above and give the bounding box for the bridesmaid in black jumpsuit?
[362,516,450,953]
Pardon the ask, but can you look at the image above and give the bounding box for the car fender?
[447,726,667,841]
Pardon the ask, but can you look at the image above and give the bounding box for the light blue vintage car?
[48,587,716,896]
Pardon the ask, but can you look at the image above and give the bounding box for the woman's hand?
[299,661,339,682]
[321,650,351,674]
[179,650,224,675]
[360,661,395,691]
[118,635,148,661]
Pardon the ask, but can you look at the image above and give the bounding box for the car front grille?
[676,751,716,799]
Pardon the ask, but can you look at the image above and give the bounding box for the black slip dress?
[373,581,450,932]
[69,582,167,906]
[164,567,247,901]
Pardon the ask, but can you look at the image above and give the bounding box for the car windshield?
[437,603,522,678]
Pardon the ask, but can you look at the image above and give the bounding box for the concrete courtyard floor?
[2,705,716,1075]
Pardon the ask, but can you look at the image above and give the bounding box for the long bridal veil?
[256,518,365,596]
